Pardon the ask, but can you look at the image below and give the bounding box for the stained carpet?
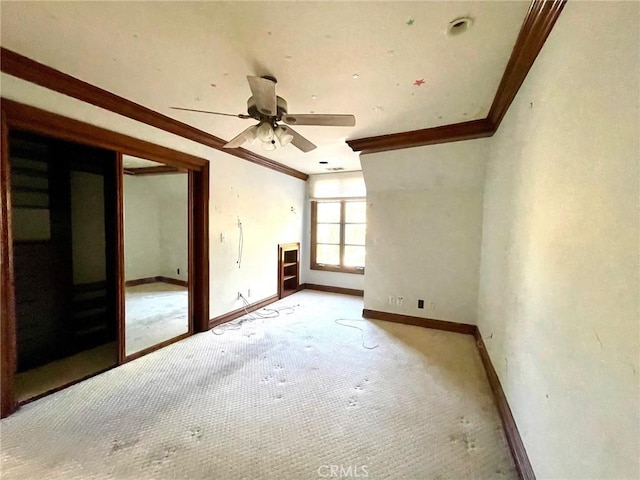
[1,290,516,479]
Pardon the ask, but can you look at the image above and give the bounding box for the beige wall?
[361,139,488,325]
[123,175,161,281]
[478,2,639,478]
[209,152,305,316]
[123,174,188,282]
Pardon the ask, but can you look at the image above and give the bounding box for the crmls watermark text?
[317,465,369,478]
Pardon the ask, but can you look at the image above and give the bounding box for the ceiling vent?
[447,16,473,36]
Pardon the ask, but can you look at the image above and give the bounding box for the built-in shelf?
[278,243,300,299]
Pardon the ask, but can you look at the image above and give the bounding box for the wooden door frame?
[0,99,210,418]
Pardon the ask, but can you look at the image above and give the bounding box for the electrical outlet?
[430,302,436,311]
[418,299,424,309]
[397,296,404,306]
[238,291,242,300]
[388,296,395,305]
[177,268,180,275]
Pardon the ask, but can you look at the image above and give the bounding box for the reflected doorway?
[122,157,190,356]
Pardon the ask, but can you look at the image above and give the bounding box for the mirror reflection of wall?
[123,156,189,355]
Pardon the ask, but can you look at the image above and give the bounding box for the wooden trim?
[0,109,17,418]
[1,99,207,171]
[192,163,210,333]
[103,151,119,367]
[362,309,476,335]
[475,328,536,480]
[125,166,186,175]
[488,0,567,130]
[300,283,364,297]
[310,200,318,272]
[124,277,157,287]
[347,118,495,155]
[115,152,126,366]
[187,171,195,336]
[0,48,308,181]
[125,276,189,288]
[209,294,279,329]
[124,332,191,362]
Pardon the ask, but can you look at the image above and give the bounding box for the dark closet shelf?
[12,167,48,178]
[12,204,49,210]
[13,186,49,194]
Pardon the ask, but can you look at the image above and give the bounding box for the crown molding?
[347,0,567,156]
[487,0,567,129]
[346,119,494,155]
[1,99,207,171]
[0,47,308,181]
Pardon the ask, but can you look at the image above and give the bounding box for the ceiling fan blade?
[247,76,277,116]
[282,126,317,153]
[170,106,250,119]
[282,114,356,127]
[223,125,258,149]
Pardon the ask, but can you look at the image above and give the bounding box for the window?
[311,200,366,274]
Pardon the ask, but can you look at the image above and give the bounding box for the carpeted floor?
[125,283,189,355]
[0,290,516,479]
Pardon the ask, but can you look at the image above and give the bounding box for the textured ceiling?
[0,1,529,175]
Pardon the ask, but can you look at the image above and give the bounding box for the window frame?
[310,199,365,275]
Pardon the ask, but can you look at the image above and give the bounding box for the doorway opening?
[10,130,118,402]
[1,99,210,418]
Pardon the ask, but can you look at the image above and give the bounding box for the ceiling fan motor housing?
[247,96,288,123]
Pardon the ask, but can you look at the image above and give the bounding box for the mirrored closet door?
[122,156,190,356]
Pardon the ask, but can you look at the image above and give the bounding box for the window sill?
[311,264,365,275]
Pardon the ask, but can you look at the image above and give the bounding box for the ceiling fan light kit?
[172,75,355,153]
[275,126,294,147]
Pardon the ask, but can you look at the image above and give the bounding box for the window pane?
[345,201,366,223]
[316,202,341,223]
[344,246,365,267]
[345,224,366,245]
[316,244,340,265]
[317,223,340,244]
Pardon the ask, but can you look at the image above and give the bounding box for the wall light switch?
[220,233,225,242]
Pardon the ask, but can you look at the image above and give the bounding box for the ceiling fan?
[171,75,356,153]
